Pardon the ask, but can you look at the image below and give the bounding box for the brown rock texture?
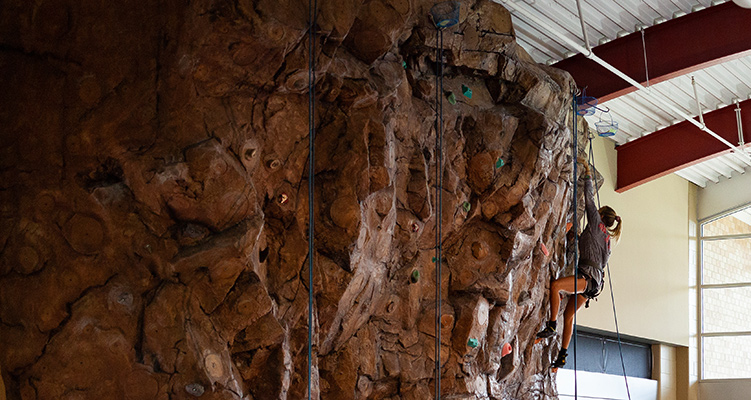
[0,0,588,399]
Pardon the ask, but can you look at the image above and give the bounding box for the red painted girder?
[554,3,751,102]
[615,99,751,193]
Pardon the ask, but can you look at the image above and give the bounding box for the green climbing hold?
[462,201,471,212]
[411,269,420,283]
[495,158,505,169]
[447,92,457,105]
[467,338,479,348]
[432,257,437,262]
[402,60,407,69]
[461,84,472,99]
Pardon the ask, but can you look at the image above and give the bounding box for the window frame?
[698,204,751,380]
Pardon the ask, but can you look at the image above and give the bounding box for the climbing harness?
[307,0,317,398]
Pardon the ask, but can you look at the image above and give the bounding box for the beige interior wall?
[697,167,751,220]
[575,135,690,346]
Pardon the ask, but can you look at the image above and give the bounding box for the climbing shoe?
[535,321,557,339]
[552,349,567,368]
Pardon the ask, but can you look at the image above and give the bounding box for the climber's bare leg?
[549,276,588,322]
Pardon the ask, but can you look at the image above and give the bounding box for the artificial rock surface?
[0,0,589,399]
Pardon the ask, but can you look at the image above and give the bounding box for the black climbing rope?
[307,0,317,398]
[572,88,580,400]
[587,136,633,400]
[434,26,445,400]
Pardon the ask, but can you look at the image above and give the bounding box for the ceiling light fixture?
[732,0,751,8]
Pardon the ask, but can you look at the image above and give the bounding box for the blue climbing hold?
[461,84,472,99]
[495,158,505,169]
[468,338,479,348]
[402,60,407,69]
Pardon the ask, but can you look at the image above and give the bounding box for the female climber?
[535,157,622,369]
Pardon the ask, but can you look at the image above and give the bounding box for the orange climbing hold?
[565,222,573,232]
[540,242,549,257]
[502,342,512,357]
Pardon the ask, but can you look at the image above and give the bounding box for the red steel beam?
[615,99,751,193]
[554,3,751,102]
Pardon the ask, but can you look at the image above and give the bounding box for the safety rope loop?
[307,0,317,398]
[587,136,632,400]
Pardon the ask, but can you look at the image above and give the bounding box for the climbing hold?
[495,158,505,169]
[266,159,281,170]
[565,222,573,232]
[440,314,454,329]
[540,242,549,257]
[502,342,512,357]
[244,148,256,160]
[185,383,205,397]
[461,84,472,99]
[462,201,471,212]
[447,92,456,105]
[278,193,289,205]
[410,269,420,283]
[432,257,437,263]
[471,242,488,260]
[411,222,420,233]
[467,338,479,348]
[402,61,407,69]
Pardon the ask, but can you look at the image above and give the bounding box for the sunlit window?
[700,205,751,379]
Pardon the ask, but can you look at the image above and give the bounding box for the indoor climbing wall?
[0,0,582,399]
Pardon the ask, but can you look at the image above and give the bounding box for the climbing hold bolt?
[185,383,205,397]
[278,193,289,205]
[501,342,512,357]
[410,269,420,283]
[462,201,471,212]
[411,222,420,233]
[447,92,457,105]
[402,61,408,69]
[461,84,472,99]
[495,158,505,169]
[117,292,133,307]
[540,242,549,257]
[467,338,479,348]
[244,148,256,160]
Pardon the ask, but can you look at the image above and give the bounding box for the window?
[562,328,653,379]
[700,205,751,379]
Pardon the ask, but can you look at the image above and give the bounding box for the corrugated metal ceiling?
[505,0,750,188]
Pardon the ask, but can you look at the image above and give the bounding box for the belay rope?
[587,133,632,400]
[572,88,580,400]
[569,90,632,400]
[307,0,317,398]
[434,26,445,400]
